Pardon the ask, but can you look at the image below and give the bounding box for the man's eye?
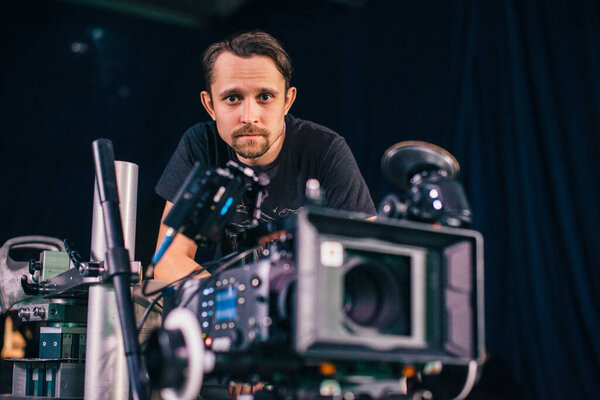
[259,94,272,102]
[225,95,239,102]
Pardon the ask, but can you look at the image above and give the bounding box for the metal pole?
[85,160,138,400]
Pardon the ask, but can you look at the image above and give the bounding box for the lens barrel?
[342,256,411,335]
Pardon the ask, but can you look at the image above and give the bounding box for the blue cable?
[152,233,174,264]
[220,197,234,215]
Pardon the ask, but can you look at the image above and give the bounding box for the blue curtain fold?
[447,1,600,398]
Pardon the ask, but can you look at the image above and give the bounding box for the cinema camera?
[146,142,485,400]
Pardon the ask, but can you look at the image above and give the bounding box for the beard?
[231,125,272,159]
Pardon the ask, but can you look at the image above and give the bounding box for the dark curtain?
[448,1,600,398]
[1,1,599,399]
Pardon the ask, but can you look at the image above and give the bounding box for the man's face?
[201,52,296,166]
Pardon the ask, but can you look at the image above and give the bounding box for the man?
[155,30,375,283]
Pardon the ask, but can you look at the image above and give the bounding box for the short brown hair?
[202,30,293,92]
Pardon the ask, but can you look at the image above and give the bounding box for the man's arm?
[154,201,211,283]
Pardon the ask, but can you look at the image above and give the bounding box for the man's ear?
[284,87,297,116]
[200,91,216,121]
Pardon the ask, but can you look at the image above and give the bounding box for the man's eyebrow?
[218,88,242,97]
[217,87,280,97]
[257,87,280,95]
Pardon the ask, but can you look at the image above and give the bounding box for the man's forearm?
[154,246,210,283]
[155,201,210,283]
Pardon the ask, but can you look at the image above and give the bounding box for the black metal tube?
[92,139,151,400]
[93,140,125,250]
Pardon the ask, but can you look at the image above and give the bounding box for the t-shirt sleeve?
[155,125,208,202]
[319,136,376,215]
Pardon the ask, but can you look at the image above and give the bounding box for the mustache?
[232,125,269,138]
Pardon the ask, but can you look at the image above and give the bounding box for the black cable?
[140,262,156,296]
[141,262,215,297]
[137,292,165,336]
[179,246,260,309]
[63,238,84,268]
[141,245,247,298]
[170,251,238,303]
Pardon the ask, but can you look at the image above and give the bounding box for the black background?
[1,1,599,399]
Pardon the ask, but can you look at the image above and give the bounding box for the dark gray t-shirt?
[156,114,375,256]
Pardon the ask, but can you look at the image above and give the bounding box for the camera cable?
[451,360,478,400]
[137,292,164,336]
[179,245,261,309]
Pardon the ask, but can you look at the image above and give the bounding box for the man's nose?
[240,100,259,124]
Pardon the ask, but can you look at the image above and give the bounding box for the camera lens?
[342,255,410,335]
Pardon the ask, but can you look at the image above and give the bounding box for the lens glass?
[343,251,411,335]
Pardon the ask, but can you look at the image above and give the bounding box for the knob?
[33,307,45,318]
[250,276,261,288]
[18,308,30,320]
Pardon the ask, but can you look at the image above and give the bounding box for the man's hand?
[228,381,266,400]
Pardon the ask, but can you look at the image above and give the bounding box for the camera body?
[195,207,484,371]
[196,254,295,354]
